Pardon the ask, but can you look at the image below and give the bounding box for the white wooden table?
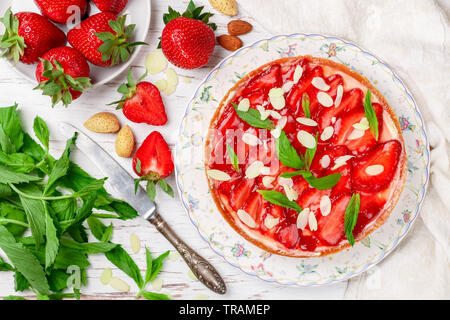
[0,0,347,300]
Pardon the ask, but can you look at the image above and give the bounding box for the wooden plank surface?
[0,0,347,300]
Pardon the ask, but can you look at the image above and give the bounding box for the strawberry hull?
[205,56,407,257]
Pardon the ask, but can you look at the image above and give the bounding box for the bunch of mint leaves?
[0,104,169,300]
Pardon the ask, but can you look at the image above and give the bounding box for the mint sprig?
[232,103,275,130]
[363,90,379,141]
[257,190,303,213]
[280,171,342,190]
[276,130,305,169]
[226,143,240,173]
[344,193,360,246]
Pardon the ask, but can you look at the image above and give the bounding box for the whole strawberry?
[160,1,216,69]
[67,12,146,67]
[110,70,168,125]
[35,46,92,107]
[0,8,66,65]
[92,0,128,14]
[133,131,174,201]
[34,0,88,24]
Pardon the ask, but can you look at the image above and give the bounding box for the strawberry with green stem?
[0,8,66,65]
[110,69,168,125]
[35,46,92,107]
[68,12,147,67]
[160,0,216,69]
[133,132,174,202]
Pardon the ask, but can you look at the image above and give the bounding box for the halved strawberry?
[133,131,174,180]
[230,178,255,210]
[241,64,282,95]
[133,131,175,201]
[351,140,402,192]
[242,191,262,222]
[276,224,299,249]
[111,70,168,125]
[297,187,329,212]
[317,194,350,245]
[352,190,389,236]
[331,104,382,153]
[318,88,363,129]
[286,66,322,114]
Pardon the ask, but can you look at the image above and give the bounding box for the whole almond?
[115,125,135,158]
[84,112,120,133]
[217,35,242,51]
[208,0,237,16]
[228,20,253,36]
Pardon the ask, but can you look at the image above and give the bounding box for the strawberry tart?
[205,56,407,257]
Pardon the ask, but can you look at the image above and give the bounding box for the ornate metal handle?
[148,212,227,295]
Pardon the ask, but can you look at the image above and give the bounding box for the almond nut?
[115,125,135,158]
[228,20,252,36]
[84,112,120,133]
[208,0,237,16]
[217,35,242,51]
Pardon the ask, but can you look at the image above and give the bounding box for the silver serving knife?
[59,122,226,295]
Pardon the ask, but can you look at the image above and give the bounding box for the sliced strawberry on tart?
[205,56,406,257]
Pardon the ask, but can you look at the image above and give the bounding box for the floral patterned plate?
[175,34,430,286]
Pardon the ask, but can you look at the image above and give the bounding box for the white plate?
[175,34,430,286]
[0,0,150,87]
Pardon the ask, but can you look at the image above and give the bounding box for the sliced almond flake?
[237,209,257,228]
[297,208,310,230]
[365,164,384,176]
[130,233,141,254]
[278,176,293,187]
[260,166,271,175]
[109,277,130,292]
[320,195,331,216]
[168,250,181,261]
[245,161,264,179]
[100,268,112,285]
[207,169,231,181]
[270,127,281,138]
[296,117,318,126]
[155,79,167,91]
[308,211,318,231]
[293,65,303,83]
[145,49,168,74]
[276,116,288,130]
[188,269,198,281]
[151,278,163,291]
[264,215,280,229]
[320,155,331,168]
[262,176,275,188]
[334,85,343,107]
[269,88,286,110]
[352,117,369,131]
[268,110,282,119]
[282,80,294,93]
[311,77,330,91]
[297,130,317,149]
[256,105,269,120]
[242,132,261,146]
[320,126,334,141]
[332,155,354,170]
[331,117,337,124]
[317,91,334,107]
[283,185,298,201]
[347,128,365,140]
[237,98,250,112]
[164,68,179,95]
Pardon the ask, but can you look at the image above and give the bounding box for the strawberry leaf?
[0,8,26,65]
[157,180,174,198]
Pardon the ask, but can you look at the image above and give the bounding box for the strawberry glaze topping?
[206,57,405,256]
